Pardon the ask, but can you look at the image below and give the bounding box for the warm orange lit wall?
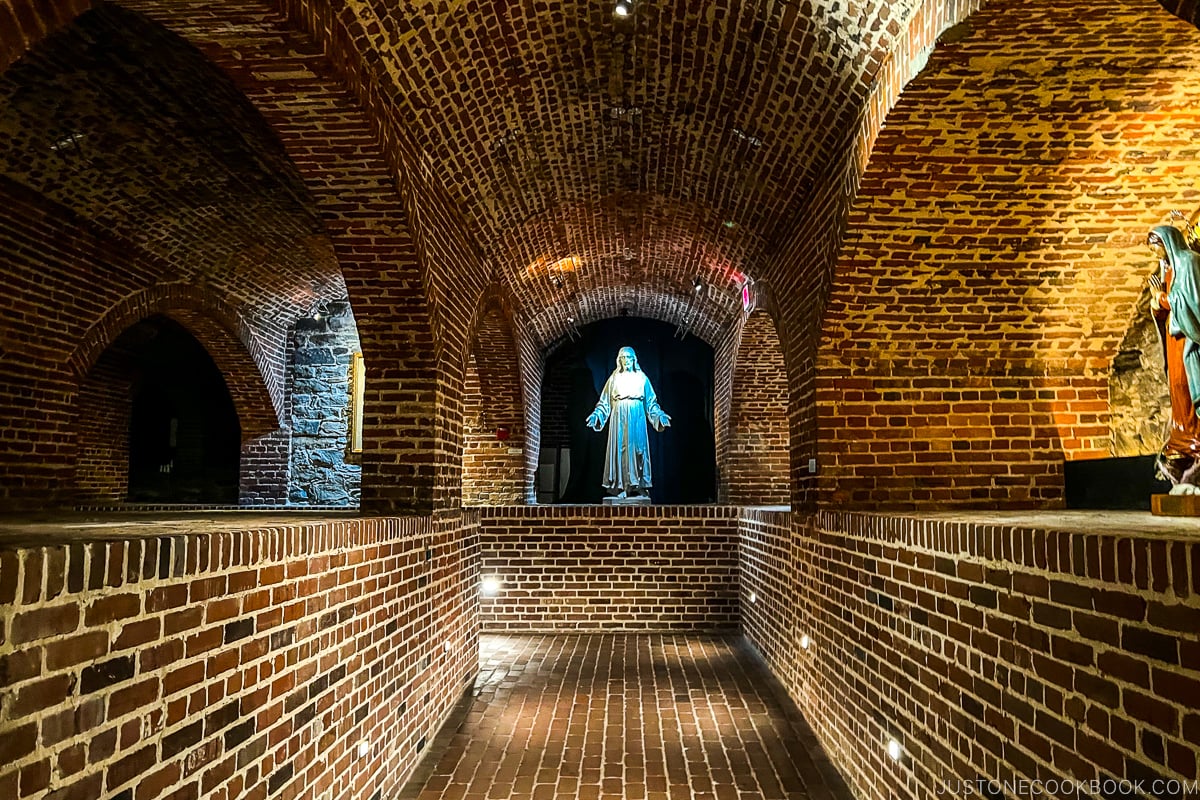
[819,0,1200,508]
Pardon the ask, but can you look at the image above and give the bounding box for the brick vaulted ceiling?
[0,5,345,352]
[286,0,921,346]
[0,0,967,350]
[2,1,1199,351]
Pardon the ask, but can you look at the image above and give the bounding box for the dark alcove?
[540,317,716,504]
[123,317,241,503]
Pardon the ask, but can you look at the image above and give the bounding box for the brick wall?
[462,304,526,506]
[518,328,544,504]
[238,431,291,507]
[723,310,790,505]
[713,319,738,498]
[739,509,1200,799]
[0,181,292,511]
[479,506,739,632]
[0,511,480,800]
[817,0,1200,509]
[74,360,131,504]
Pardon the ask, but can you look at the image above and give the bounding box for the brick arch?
[1,0,445,513]
[0,0,90,72]
[854,0,988,175]
[717,309,790,505]
[71,284,281,440]
[112,0,441,512]
[815,0,1200,509]
[462,290,529,505]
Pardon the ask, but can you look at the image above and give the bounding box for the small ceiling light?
[614,0,632,16]
[887,738,903,762]
[748,591,757,604]
[800,634,811,650]
[481,578,502,596]
[692,276,704,294]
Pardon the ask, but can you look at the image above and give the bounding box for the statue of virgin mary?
[585,346,671,499]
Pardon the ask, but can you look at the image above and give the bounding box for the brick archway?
[1,0,447,513]
[72,284,280,440]
[462,290,528,505]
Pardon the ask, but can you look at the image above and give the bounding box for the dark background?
[541,317,716,504]
[126,316,241,503]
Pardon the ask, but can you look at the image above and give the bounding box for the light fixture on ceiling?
[50,132,85,156]
[614,0,633,17]
[308,300,333,323]
[692,276,705,295]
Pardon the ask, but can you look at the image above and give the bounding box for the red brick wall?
[713,321,737,495]
[736,508,796,682]
[238,431,291,507]
[0,511,480,800]
[462,304,526,506]
[817,0,1200,509]
[723,311,790,505]
[740,509,1200,799]
[74,360,131,504]
[479,506,739,632]
[0,182,289,511]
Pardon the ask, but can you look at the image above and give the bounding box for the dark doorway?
[540,317,716,504]
[122,316,241,503]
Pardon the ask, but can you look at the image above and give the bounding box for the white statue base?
[603,495,651,505]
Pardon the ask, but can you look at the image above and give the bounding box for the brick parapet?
[0,510,481,800]
[479,506,740,632]
[739,508,1200,800]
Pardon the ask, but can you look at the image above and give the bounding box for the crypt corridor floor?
[400,633,852,800]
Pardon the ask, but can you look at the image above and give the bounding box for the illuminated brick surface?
[404,633,850,800]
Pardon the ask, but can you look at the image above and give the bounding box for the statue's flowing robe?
[1151,225,1200,464]
[589,370,669,494]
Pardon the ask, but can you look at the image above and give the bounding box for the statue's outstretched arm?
[643,376,671,431]
[586,375,613,431]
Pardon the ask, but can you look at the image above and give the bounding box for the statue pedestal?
[1151,493,1200,517]
[603,495,651,506]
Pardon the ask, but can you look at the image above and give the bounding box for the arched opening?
[539,317,716,504]
[462,303,526,505]
[722,310,790,505]
[79,315,241,504]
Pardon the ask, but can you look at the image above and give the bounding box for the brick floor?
[402,634,851,800]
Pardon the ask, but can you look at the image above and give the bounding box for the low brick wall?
[739,509,1200,800]
[0,511,480,800]
[479,506,740,632]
